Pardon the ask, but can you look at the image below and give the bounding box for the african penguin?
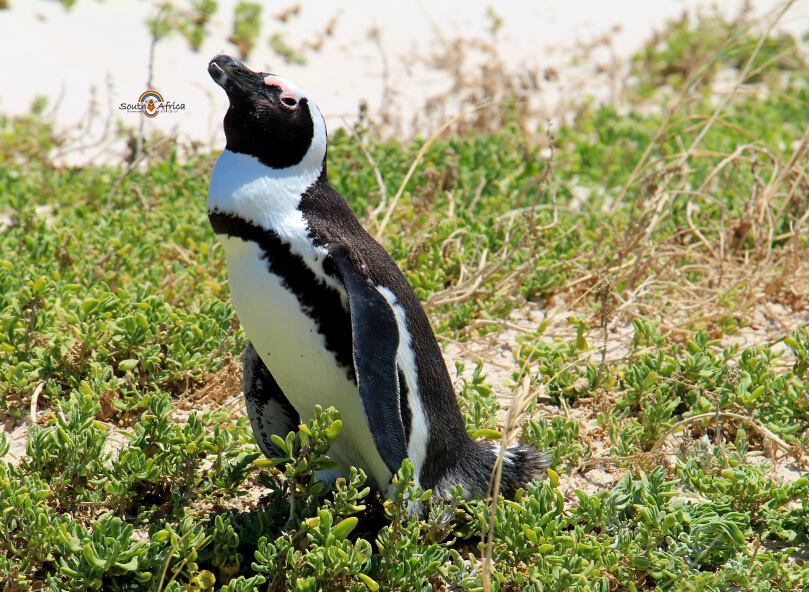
[206,54,550,502]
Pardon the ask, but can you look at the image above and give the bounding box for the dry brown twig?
[374,99,504,242]
[482,374,534,592]
[649,411,791,457]
[341,116,389,225]
[577,411,790,473]
[481,355,580,591]
[594,3,805,331]
[104,135,176,212]
[610,1,796,215]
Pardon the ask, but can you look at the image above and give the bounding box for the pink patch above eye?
[264,75,298,104]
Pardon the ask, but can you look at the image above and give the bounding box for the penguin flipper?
[328,245,408,475]
[243,341,300,459]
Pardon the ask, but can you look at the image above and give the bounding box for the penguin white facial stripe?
[376,286,430,486]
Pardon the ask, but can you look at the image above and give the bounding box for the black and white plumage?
[207,54,549,501]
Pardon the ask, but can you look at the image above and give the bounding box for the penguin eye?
[281,97,297,107]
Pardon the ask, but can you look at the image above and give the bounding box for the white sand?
[1,0,806,164]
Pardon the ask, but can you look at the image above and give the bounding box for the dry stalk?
[610,1,796,215]
[579,126,809,334]
[341,116,389,225]
[424,214,546,311]
[374,100,500,242]
[649,411,791,457]
[480,351,582,590]
[579,454,650,469]
[157,528,196,592]
[579,409,792,473]
[686,200,719,260]
[467,176,486,212]
[104,135,176,212]
[159,534,212,592]
[759,110,809,216]
[482,374,534,592]
[29,381,45,424]
[684,2,795,168]
[595,277,615,388]
[623,182,674,289]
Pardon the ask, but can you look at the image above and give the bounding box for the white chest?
[216,232,392,489]
[208,148,400,490]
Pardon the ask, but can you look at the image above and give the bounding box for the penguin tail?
[490,443,553,498]
[431,441,552,501]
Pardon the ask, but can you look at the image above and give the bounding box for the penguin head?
[208,55,327,172]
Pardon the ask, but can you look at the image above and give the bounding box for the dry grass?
[463,3,808,587]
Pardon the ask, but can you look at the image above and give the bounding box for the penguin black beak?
[208,54,258,97]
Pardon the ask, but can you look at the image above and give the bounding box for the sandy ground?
[1,1,807,164]
[441,302,809,499]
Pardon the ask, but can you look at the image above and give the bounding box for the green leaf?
[661,513,677,532]
[81,299,100,313]
[60,565,82,578]
[55,427,70,445]
[727,523,746,546]
[271,434,288,454]
[357,573,379,591]
[324,420,342,440]
[196,570,217,589]
[576,333,588,352]
[114,556,139,571]
[291,458,309,476]
[632,556,653,570]
[32,276,46,295]
[471,429,503,440]
[474,384,493,395]
[310,458,340,471]
[82,544,107,569]
[254,458,283,468]
[152,530,169,543]
[118,359,138,371]
[332,517,358,540]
